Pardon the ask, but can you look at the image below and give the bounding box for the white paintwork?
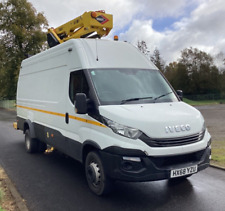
[99,102,204,139]
[17,38,211,157]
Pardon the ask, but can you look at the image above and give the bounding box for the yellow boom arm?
[47,10,113,47]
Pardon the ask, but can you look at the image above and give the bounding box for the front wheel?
[85,151,113,196]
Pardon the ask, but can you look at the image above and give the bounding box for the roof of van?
[78,39,156,69]
[21,39,157,71]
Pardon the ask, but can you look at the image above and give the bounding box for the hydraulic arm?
[47,10,113,47]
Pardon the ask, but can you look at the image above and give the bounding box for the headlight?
[202,120,206,131]
[200,113,206,131]
[103,117,142,139]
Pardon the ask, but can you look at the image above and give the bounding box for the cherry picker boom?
[47,10,113,47]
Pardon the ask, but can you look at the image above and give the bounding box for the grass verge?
[183,98,225,106]
[0,167,18,211]
[0,187,4,211]
[183,98,225,168]
[211,140,225,168]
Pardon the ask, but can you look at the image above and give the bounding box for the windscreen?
[88,68,178,105]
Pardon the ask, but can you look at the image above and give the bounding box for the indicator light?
[114,35,118,41]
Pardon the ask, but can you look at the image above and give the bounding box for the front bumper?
[101,146,211,182]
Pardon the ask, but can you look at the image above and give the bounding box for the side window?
[69,70,89,104]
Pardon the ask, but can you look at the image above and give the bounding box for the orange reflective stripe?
[69,115,106,127]
[17,105,106,128]
[17,105,64,117]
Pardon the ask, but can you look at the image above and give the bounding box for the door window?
[69,70,89,104]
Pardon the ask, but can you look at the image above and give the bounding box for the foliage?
[137,40,149,55]
[0,0,48,99]
[164,47,223,96]
[179,47,213,73]
[151,47,165,73]
[137,41,165,73]
[136,40,225,97]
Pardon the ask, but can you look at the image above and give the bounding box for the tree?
[0,0,48,99]
[221,72,225,97]
[151,47,165,73]
[164,62,190,93]
[164,47,223,96]
[137,40,149,56]
[214,52,225,73]
[137,41,165,73]
[179,47,213,75]
[178,47,220,95]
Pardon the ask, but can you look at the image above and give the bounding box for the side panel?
[17,40,83,130]
[16,42,99,161]
[17,49,69,154]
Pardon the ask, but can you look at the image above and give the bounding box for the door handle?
[65,113,69,124]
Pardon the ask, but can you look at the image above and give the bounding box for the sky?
[26,0,225,65]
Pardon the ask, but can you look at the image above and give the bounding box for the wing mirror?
[75,93,87,114]
[176,90,183,101]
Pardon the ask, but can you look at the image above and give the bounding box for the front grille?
[150,149,205,168]
[140,130,205,147]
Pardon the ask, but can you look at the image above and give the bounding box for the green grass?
[0,188,4,211]
[183,98,225,106]
[183,98,225,168]
[211,140,225,168]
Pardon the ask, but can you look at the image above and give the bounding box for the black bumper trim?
[100,147,211,182]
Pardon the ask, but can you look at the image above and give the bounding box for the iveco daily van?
[16,39,211,195]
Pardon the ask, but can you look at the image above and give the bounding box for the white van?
[16,39,211,195]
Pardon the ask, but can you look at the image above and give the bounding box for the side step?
[13,121,18,130]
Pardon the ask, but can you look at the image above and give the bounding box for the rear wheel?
[25,129,38,153]
[85,151,112,196]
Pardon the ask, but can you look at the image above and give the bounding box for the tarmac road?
[0,108,225,211]
[196,104,225,141]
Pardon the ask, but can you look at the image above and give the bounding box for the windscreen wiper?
[154,92,172,102]
[121,97,153,104]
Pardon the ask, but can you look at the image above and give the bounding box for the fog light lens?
[123,157,141,162]
[122,162,133,171]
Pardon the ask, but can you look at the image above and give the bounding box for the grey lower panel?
[35,123,83,162]
[17,117,83,162]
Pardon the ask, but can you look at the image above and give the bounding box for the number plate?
[170,165,198,178]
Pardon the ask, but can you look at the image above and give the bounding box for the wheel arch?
[23,119,36,139]
[82,140,101,164]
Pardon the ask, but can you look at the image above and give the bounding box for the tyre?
[85,151,112,196]
[25,129,38,153]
